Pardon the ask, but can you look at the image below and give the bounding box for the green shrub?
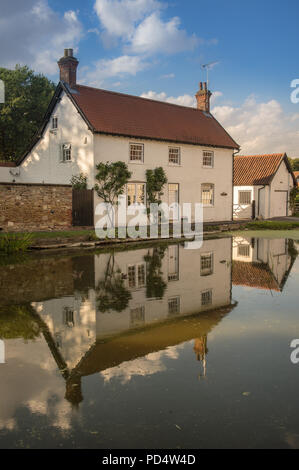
[0,233,33,254]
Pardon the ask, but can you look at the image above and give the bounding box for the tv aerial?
[201,61,219,89]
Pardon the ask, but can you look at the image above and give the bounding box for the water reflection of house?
[232,237,295,291]
[22,238,235,405]
[94,238,232,338]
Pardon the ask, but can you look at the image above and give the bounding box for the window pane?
[203,151,214,167]
[238,244,250,257]
[168,297,181,316]
[130,144,144,162]
[128,266,136,288]
[201,253,213,276]
[169,147,180,165]
[127,184,135,206]
[136,184,145,204]
[239,191,251,205]
[130,307,145,327]
[52,117,58,129]
[138,264,146,287]
[202,290,212,306]
[62,143,71,162]
[202,184,214,205]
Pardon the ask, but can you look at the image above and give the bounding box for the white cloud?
[128,12,199,55]
[0,0,83,75]
[94,0,162,38]
[213,95,299,157]
[140,89,223,108]
[94,0,201,55]
[81,55,148,87]
[141,90,196,107]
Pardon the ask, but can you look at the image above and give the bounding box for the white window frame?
[200,253,214,276]
[129,143,144,163]
[63,307,74,328]
[168,296,181,316]
[60,143,72,163]
[52,116,58,130]
[239,190,252,205]
[127,263,146,290]
[130,306,145,327]
[238,244,250,258]
[201,183,214,207]
[127,182,146,206]
[203,150,214,168]
[201,289,213,307]
[168,147,181,166]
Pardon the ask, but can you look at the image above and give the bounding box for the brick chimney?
[196,82,212,113]
[58,49,79,89]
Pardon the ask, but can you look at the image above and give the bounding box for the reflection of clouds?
[101,343,186,384]
[0,338,72,432]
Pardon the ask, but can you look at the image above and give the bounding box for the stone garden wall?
[0,183,72,231]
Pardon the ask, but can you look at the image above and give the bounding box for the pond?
[0,234,298,449]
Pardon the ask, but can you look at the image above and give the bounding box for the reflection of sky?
[0,338,73,433]
[101,344,186,384]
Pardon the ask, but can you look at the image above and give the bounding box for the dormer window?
[52,116,58,130]
[203,150,214,168]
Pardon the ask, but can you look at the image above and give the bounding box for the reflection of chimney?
[65,374,83,408]
[195,81,212,113]
[58,49,79,89]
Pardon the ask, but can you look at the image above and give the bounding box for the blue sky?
[1,0,299,156]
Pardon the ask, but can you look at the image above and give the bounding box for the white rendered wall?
[94,135,234,225]
[0,91,94,187]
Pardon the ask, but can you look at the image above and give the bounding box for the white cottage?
[233,153,296,220]
[0,49,239,226]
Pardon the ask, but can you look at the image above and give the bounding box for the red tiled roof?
[69,85,239,149]
[234,153,290,186]
[232,261,280,291]
[294,171,299,178]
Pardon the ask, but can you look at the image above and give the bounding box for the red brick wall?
[0,183,72,231]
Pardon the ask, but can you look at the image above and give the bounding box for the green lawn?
[244,220,299,230]
[0,230,95,240]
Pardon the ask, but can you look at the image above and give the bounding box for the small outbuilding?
[233,153,296,219]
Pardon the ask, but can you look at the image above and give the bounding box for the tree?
[146,167,168,207]
[289,158,299,171]
[70,173,88,190]
[144,246,167,299]
[95,161,132,226]
[96,254,132,313]
[95,161,132,204]
[0,65,56,161]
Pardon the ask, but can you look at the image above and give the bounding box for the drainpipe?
[257,185,266,218]
[232,148,241,221]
